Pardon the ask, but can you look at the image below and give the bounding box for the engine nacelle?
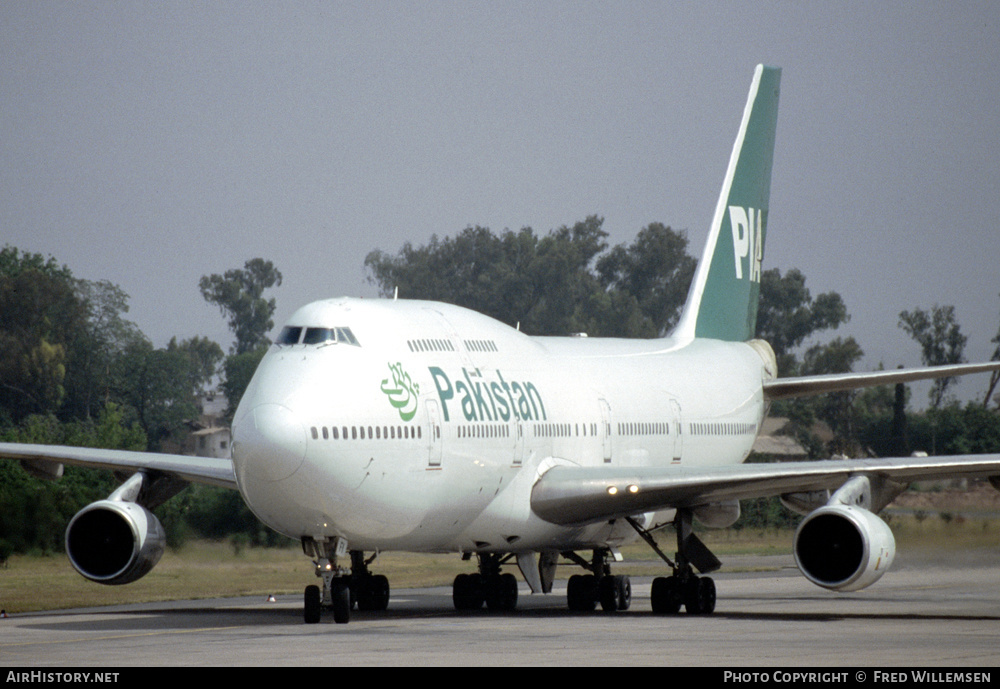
[65,500,166,585]
[692,500,741,529]
[793,504,895,592]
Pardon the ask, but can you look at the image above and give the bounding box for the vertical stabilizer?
[672,65,781,343]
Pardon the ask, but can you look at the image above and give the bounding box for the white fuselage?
[230,297,769,554]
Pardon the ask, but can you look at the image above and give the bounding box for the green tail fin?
[673,65,781,343]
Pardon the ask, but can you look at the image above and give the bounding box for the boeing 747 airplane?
[3,65,999,624]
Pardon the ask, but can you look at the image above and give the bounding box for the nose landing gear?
[302,536,352,624]
[301,537,391,624]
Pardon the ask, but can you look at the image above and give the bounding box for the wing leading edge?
[0,442,237,490]
[763,361,1000,400]
[530,454,1000,526]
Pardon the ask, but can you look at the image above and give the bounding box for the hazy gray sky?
[3,2,998,405]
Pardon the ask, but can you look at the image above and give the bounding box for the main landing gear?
[627,508,720,615]
[563,549,632,612]
[557,508,719,615]
[453,553,519,612]
[301,537,390,624]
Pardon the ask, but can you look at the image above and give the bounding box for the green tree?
[64,278,144,421]
[800,336,865,455]
[595,222,697,335]
[110,338,201,451]
[199,259,283,355]
[898,305,967,408]
[0,247,87,422]
[0,403,146,554]
[365,218,697,338]
[861,402,1000,458]
[220,348,267,422]
[168,336,225,397]
[755,268,849,376]
[366,219,610,335]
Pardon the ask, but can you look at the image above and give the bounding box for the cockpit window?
[302,327,335,345]
[277,325,361,347]
[276,326,303,345]
[335,327,360,346]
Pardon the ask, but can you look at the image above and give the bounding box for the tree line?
[0,247,285,557]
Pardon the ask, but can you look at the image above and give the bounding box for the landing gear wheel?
[304,584,321,624]
[453,573,485,611]
[616,575,632,611]
[486,573,519,612]
[684,576,716,615]
[650,576,682,615]
[331,579,351,624]
[567,574,597,612]
[598,575,632,612]
[356,574,390,611]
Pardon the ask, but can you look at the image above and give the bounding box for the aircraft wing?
[530,454,1000,526]
[0,442,238,490]
[763,361,1000,400]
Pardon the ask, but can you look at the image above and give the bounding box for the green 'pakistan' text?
[429,366,547,423]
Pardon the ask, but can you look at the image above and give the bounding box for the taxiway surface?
[2,552,998,666]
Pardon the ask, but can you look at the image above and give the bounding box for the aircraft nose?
[232,403,307,483]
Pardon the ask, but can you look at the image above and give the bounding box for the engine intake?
[65,500,166,585]
[793,504,895,592]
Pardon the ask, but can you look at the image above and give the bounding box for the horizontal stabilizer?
[763,361,1000,401]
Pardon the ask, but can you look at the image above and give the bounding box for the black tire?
[684,576,716,615]
[356,574,390,612]
[598,575,619,612]
[453,573,485,611]
[501,572,519,611]
[616,575,632,611]
[304,584,321,624]
[567,574,597,612]
[332,580,351,624]
[650,576,681,614]
[485,572,519,612]
[370,574,390,611]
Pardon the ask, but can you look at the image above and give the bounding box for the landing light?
[607,486,618,496]
[628,484,639,494]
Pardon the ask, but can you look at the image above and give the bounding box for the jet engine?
[692,500,741,529]
[793,503,895,592]
[65,498,166,585]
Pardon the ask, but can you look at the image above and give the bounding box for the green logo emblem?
[381,362,420,421]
